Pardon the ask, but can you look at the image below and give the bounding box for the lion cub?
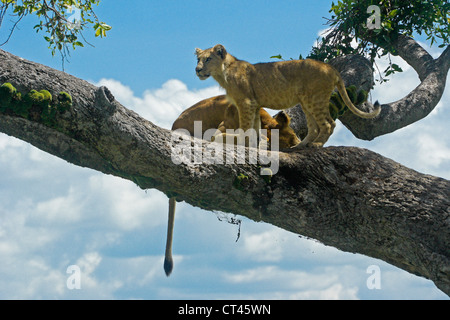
[195,44,381,149]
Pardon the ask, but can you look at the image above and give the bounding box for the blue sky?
[0,1,449,299]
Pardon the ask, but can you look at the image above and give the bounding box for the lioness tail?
[164,197,176,276]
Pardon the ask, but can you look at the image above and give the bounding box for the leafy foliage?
[309,0,449,82]
[0,0,110,65]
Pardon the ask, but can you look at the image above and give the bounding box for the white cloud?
[371,55,419,103]
[100,255,164,288]
[87,174,168,231]
[94,78,224,129]
[241,230,284,262]
[223,265,360,300]
[0,205,58,256]
[416,134,450,168]
[34,187,84,223]
[76,252,102,276]
[239,225,359,266]
[289,283,359,300]
[0,134,23,150]
[71,252,105,293]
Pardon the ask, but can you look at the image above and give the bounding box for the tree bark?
[0,48,449,296]
[338,36,450,141]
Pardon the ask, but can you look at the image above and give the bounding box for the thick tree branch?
[392,34,437,81]
[340,36,449,140]
[0,49,449,295]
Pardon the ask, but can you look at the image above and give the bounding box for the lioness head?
[195,44,227,80]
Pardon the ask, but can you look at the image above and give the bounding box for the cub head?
[195,44,227,80]
[262,111,301,149]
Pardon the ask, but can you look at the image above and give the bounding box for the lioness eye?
[205,57,211,63]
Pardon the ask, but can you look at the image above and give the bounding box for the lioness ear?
[195,48,202,56]
[213,44,227,59]
[274,111,290,126]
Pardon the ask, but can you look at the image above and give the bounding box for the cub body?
[195,44,381,148]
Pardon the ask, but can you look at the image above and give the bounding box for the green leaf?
[270,55,283,60]
[388,9,399,18]
[100,23,112,31]
[391,64,403,72]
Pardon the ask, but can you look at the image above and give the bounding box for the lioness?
[172,95,300,149]
[195,44,381,149]
[164,95,300,276]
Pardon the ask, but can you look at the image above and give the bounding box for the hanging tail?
[164,197,176,276]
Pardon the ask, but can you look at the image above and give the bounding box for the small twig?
[42,0,70,24]
[0,13,25,47]
[79,30,95,48]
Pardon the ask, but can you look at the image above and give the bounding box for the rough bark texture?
[0,48,449,296]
